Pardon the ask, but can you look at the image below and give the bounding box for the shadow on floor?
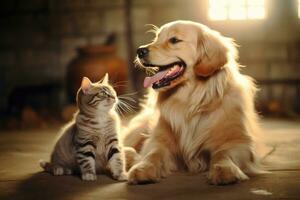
[0,172,128,200]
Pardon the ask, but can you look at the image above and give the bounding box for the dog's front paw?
[114,172,128,182]
[81,173,97,181]
[208,163,248,185]
[128,162,160,185]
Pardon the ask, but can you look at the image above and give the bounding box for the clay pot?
[66,45,128,102]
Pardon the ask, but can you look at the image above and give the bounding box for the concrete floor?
[0,119,300,200]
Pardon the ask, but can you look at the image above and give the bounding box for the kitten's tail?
[39,159,52,172]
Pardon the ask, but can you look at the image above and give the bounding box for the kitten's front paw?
[81,173,97,181]
[52,166,64,176]
[128,161,160,185]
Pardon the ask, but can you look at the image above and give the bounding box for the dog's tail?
[39,159,52,172]
[261,145,277,162]
[246,162,270,175]
[246,144,277,176]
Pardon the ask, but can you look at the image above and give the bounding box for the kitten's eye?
[100,91,105,95]
[169,37,182,44]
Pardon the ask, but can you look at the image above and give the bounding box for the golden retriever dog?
[123,20,265,185]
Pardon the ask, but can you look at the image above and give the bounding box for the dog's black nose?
[137,47,149,58]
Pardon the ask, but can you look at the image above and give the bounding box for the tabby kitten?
[40,74,127,181]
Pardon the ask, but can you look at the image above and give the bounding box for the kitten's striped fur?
[40,74,127,181]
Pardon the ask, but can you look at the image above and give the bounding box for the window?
[209,0,265,20]
[298,0,300,18]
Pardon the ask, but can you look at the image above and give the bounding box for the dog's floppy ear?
[194,30,228,77]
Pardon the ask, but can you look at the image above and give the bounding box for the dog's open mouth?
[143,61,186,89]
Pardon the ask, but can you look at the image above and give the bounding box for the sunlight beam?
[209,0,265,20]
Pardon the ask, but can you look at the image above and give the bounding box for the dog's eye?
[169,37,182,44]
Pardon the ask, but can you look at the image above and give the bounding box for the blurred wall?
[0,0,300,116]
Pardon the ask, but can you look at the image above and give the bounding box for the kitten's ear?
[101,73,109,84]
[81,77,92,94]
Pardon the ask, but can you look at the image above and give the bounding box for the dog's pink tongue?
[143,70,169,88]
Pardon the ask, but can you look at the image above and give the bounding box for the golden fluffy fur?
[124,20,265,185]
